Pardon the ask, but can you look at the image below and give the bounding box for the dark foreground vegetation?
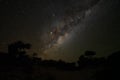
[0,41,120,80]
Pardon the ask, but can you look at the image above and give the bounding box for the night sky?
[0,0,120,62]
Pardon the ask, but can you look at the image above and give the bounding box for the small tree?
[8,41,31,58]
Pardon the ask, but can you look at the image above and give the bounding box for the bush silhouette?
[8,41,31,58]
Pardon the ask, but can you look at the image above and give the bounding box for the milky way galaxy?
[41,0,101,57]
[1,0,120,62]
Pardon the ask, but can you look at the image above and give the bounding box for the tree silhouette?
[77,51,97,68]
[8,41,31,59]
[8,41,31,58]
